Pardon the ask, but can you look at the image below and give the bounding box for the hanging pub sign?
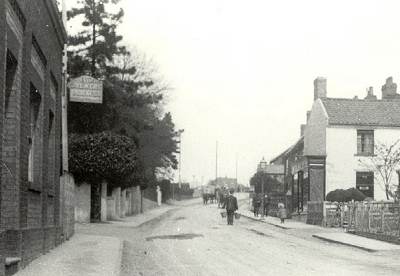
[68,75,103,103]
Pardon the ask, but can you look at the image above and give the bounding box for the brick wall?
[0,231,5,276]
[0,0,67,270]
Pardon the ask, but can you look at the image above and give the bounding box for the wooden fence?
[322,201,400,243]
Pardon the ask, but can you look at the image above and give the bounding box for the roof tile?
[321,98,400,127]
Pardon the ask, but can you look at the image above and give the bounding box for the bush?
[69,132,137,187]
[326,188,367,202]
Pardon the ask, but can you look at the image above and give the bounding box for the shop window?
[357,130,374,155]
[356,171,374,198]
[28,84,41,183]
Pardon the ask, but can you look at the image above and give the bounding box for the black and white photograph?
[1,0,400,275]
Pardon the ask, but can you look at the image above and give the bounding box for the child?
[278,202,287,224]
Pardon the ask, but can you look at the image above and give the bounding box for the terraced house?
[0,0,67,274]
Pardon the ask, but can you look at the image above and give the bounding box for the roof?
[270,136,304,164]
[320,98,400,127]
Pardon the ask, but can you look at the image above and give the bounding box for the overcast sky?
[66,0,400,186]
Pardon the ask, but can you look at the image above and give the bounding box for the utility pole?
[259,158,267,219]
[215,141,218,186]
[235,153,238,191]
[178,129,184,188]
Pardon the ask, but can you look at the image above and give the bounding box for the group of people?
[202,187,239,225]
[202,192,216,205]
[252,194,270,217]
[252,194,287,223]
[206,189,289,225]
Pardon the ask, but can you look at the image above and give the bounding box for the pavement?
[15,203,179,276]
[108,205,176,228]
[312,232,400,252]
[15,234,122,276]
[237,209,315,230]
[237,202,400,253]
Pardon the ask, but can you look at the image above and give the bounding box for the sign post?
[68,76,103,104]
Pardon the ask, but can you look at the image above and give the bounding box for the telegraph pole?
[215,141,218,186]
[235,153,238,190]
[178,129,184,188]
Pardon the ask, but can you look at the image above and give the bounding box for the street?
[75,198,400,276]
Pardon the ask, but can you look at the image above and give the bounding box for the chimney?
[306,111,311,122]
[300,124,306,137]
[314,77,327,100]
[364,87,377,100]
[382,77,398,99]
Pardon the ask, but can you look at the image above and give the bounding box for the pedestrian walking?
[222,188,238,225]
[278,202,287,224]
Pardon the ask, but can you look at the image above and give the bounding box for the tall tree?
[67,0,127,77]
[67,1,180,188]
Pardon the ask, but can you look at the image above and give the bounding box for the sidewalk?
[16,203,182,276]
[238,206,400,252]
[313,232,400,252]
[238,209,315,230]
[109,204,176,228]
[15,234,122,276]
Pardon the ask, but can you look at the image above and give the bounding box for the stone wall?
[105,186,162,220]
[60,173,74,239]
[75,183,90,223]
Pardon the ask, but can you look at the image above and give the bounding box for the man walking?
[223,188,238,225]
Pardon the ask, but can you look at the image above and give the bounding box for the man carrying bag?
[222,188,238,225]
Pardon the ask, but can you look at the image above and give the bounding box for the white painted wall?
[326,127,400,201]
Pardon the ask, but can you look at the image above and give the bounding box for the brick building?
[0,0,67,273]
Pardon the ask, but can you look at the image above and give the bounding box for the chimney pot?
[382,77,398,99]
[314,77,327,100]
[300,124,306,137]
[365,86,377,100]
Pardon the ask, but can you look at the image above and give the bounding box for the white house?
[305,77,400,201]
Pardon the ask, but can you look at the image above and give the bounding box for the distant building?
[0,0,67,271]
[209,177,246,191]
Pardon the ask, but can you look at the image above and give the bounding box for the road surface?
[77,198,400,276]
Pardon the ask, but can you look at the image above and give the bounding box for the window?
[356,172,374,198]
[357,130,374,155]
[48,110,55,193]
[5,50,18,108]
[28,84,41,183]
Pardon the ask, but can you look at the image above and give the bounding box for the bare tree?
[359,139,400,201]
[111,47,172,117]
